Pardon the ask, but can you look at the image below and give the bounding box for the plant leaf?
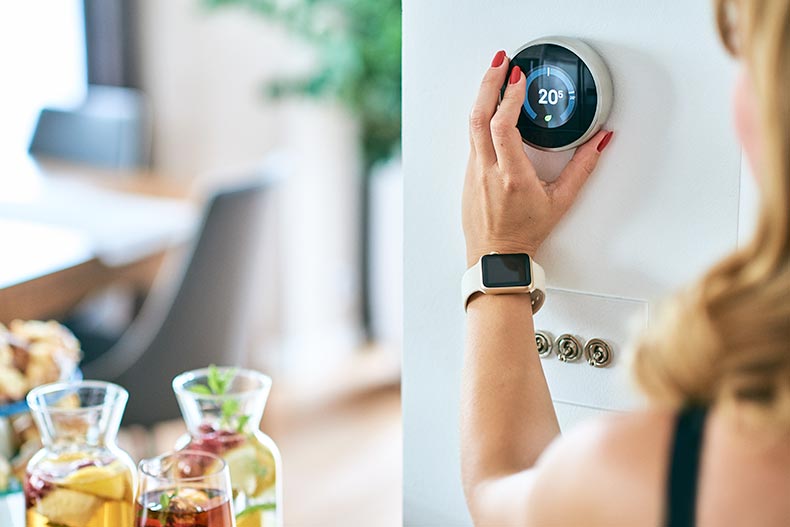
[207,364,222,394]
[159,491,171,511]
[207,364,237,395]
[203,0,402,171]
[221,398,240,419]
[236,414,251,432]
[189,384,212,395]
[218,368,236,393]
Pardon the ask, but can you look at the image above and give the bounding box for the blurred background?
[0,0,401,524]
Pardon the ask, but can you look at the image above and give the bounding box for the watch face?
[481,254,532,288]
[506,43,598,149]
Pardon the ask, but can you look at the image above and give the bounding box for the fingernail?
[491,50,506,68]
[597,131,614,152]
[509,66,521,85]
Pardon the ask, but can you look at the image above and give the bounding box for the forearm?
[460,49,610,523]
[460,293,560,512]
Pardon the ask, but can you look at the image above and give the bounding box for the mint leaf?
[189,384,212,395]
[218,368,235,393]
[207,364,236,395]
[207,364,222,394]
[206,365,248,429]
[221,399,240,419]
[159,491,172,511]
[236,414,251,432]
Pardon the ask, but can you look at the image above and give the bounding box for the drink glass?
[25,380,136,527]
[173,367,281,527]
[136,450,235,527]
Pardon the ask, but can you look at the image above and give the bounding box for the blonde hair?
[632,0,790,428]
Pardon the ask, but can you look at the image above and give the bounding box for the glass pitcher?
[173,367,282,527]
[24,380,136,527]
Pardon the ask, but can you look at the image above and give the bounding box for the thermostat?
[505,36,613,151]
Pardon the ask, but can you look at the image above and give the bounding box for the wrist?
[462,253,546,314]
[466,290,535,311]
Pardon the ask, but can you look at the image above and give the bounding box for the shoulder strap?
[665,406,708,527]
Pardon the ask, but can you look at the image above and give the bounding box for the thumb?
[551,130,613,208]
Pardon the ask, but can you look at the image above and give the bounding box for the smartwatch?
[462,253,546,313]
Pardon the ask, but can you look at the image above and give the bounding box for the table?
[0,156,198,323]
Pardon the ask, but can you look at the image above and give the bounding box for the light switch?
[534,288,648,411]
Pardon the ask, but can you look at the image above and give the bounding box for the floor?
[277,387,401,526]
[117,355,402,527]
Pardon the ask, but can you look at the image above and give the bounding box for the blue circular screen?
[523,65,577,129]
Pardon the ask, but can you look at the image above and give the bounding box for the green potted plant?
[202,0,401,173]
[203,0,402,338]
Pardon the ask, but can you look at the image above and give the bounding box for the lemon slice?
[224,444,276,497]
[61,461,129,501]
[175,487,210,502]
[251,448,276,496]
[236,509,263,527]
[36,488,102,526]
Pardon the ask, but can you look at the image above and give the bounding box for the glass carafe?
[173,367,282,527]
[24,381,136,527]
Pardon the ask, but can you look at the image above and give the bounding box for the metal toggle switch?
[535,330,553,358]
[584,338,612,367]
[555,334,582,362]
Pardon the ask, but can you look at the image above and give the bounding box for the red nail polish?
[509,66,521,84]
[597,131,614,152]
[491,50,505,68]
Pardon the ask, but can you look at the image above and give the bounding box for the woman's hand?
[462,50,614,267]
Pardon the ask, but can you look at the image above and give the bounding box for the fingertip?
[576,130,613,156]
[481,52,509,89]
[501,66,526,104]
[490,50,507,68]
[595,130,615,153]
[508,65,523,85]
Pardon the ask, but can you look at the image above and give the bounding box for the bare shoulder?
[523,409,676,527]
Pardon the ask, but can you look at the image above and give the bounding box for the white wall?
[403,1,745,524]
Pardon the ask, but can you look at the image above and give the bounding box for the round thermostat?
[505,37,613,151]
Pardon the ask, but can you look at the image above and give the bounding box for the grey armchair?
[81,176,277,425]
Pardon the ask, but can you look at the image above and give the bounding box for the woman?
[460,0,790,525]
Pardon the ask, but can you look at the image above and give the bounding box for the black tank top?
[665,406,708,527]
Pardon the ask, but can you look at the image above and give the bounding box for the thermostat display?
[506,37,613,151]
[524,65,577,128]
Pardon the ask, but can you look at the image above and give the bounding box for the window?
[0,1,86,158]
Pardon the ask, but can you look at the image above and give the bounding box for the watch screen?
[481,254,532,288]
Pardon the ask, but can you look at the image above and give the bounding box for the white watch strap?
[461,259,483,307]
[530,262,546,312]
[461,255,546,313]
